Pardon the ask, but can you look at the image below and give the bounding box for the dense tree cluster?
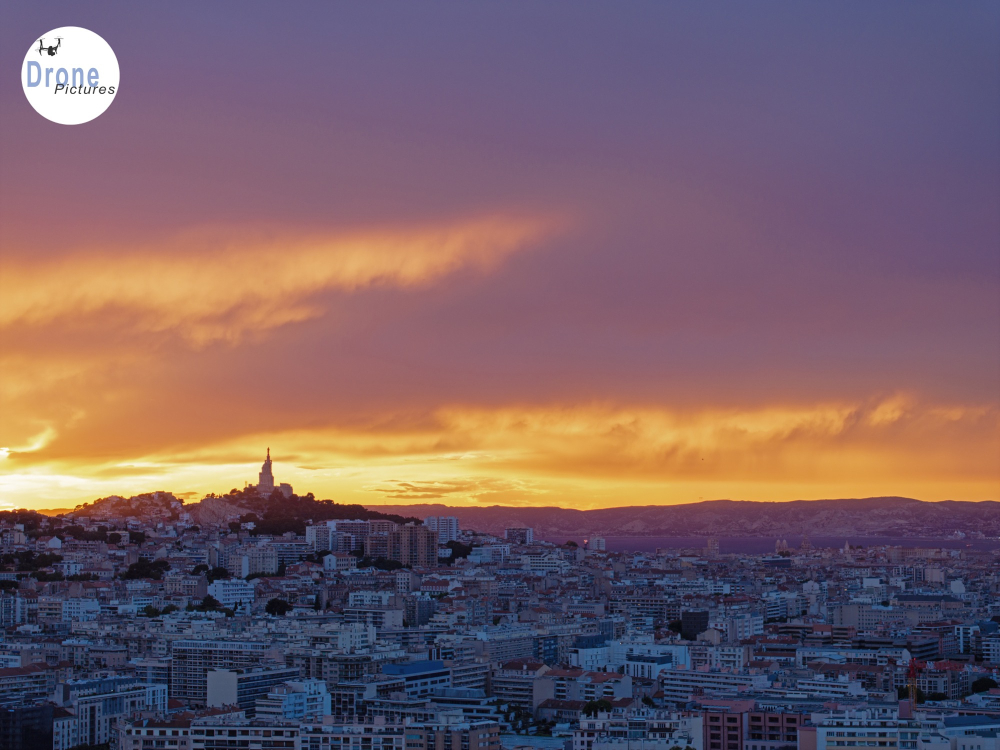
[191,564,230,582]
[1,551,62,571]
[0,510,46,535]
[972,677,999,694]
[215,489,418,537]
[265,597,293,616]
[121,558,170,580]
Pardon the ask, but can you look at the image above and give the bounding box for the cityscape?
[0,451,997,750]
[1,3,998,750]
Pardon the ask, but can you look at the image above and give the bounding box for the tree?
[121,559,170,580]
[142,604,162,618]
[445,540,472,559]
[583,699,612,717]
[971,677,998,694]
[205,566,230,583]
[265,598,293,616]
[197,595,222,611]
[564,541,578,548]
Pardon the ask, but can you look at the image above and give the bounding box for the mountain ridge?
[10,496,997,541]
[361,497,1000,539]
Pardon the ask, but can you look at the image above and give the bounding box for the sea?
[540,535,1000,554]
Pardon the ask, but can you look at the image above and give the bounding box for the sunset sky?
[1,3,998,511]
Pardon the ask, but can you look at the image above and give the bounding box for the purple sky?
[1,2,997,508]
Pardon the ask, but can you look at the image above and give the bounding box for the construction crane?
[907,658,924,704]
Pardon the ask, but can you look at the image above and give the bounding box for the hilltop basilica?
[248,448,294,498]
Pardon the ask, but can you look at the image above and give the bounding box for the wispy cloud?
[368,477,546,502]
[0,215,556,346]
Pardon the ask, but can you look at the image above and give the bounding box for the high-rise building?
[425,516,460,543]
[0,704,53,750]
[388,524,438,567]
[369,519,399,535]
[681,609,710,641]
[505,528,533,545]
[305,524,333,552]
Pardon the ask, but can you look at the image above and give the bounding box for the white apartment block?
[207,579,256,609]
[657,668,770,702]
[425,516,460,543]
[813,708,920,750]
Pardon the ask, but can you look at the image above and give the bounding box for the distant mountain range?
[18,495,998,542]
[366,497,1000,541]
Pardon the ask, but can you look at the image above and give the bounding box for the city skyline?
[1,3,998,510]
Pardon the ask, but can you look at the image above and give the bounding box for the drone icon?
[37,37,62,57]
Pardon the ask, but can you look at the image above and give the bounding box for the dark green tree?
[971,677,998,694]
[197,594,222,611]
[205,566,230,583]
[265,598,293,616]
[583,699,613,717]
[121,559,170,580]
[446,540,472,559]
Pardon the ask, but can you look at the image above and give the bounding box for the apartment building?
[254,679,331,721]
[657,669,770,702]
[389,525,438,568]
[206,666,303,715]
[813,708,920,750]
[120,719,192,750]
[425,517,460,544]
[490,660,554,709]
[189,718,300,750]
[171,640,275,706]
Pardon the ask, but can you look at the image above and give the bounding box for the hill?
[365,497,1000,540]
[56,488,419,535]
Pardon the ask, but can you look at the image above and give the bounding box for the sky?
[1,2,998,511]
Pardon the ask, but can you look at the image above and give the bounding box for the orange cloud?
[0,215,554,345]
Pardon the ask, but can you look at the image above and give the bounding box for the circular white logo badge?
[21,27,119,125]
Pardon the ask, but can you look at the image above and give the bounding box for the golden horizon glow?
[2,397,996,511]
